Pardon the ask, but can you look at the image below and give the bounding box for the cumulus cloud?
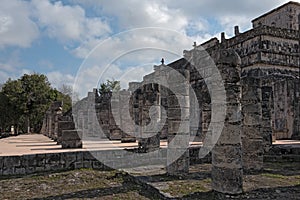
[31,0,111,53]
[69,0,294,97]
[32,0,110,41]
[0,50,23,83]
[72,28,194,98]
[0,0,295,96]
[167,0,290,33]
[46,71,75,89]
[0,0,39,48]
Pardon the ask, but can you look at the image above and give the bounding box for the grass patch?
[162,178,211,197]
[0,169,152,200]
[262,173,285,179]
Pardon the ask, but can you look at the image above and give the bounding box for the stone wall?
[252,2,300,31]
[202,23,300,140]
[0,147,211,176]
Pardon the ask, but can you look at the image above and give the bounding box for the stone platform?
[0,134,202,156]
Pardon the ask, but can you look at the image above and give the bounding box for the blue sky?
[0,0,293,97]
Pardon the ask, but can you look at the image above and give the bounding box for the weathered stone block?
[83,151,95,161]
[15,167,26,175]
[241,138,263,152]
[92,161,104,169]
[138,135,160,152]
[61,140,82,149]
[242,125,262,139]
[45,153,61,165]
[242,104,262,113]
[243,113,262,126]
[3,156,21,168]
[74,161,83,169]
[83,161,92,168]
[22,154,37,167]
[166,150,189,175]
[167,134,189,147]
[2,167,14,175]
[213,122,241,145]
[168,120,189,135]
[212,145,242,168]
[58,121,75,131]
[61,152,76,169]
[121,136,136,143]
[212,166,243,194]
[25,166,36,174]
[61,130,82,140]
[61,130,83,149]
[225,104,241,123]
[36,154,46,166]
[0,157,3,169]
[168,108,189,120]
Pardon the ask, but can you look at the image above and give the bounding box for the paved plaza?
[0,134,299,157]
[0,134,204,156]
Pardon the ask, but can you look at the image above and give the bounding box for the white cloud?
[0,70,10,83]
[46,71,75,89]
[0,50,23,83]
[0,0,39,48]
[218,15,250,37]
[1,0,297,95]
[72,28,194,98]
[31,0,111,55]
[68,0,188,31]
[167,0,291,34]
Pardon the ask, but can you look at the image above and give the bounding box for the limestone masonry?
[41,1,300,195]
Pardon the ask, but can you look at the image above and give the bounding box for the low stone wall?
[0,147,211,176]
[264,145,300,162]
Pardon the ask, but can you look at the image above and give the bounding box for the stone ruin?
[41,1,300,196]
[41,101,82,149]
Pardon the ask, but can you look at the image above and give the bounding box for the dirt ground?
[0,162,299,200]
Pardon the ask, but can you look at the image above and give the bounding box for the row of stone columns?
[42,101,82,149]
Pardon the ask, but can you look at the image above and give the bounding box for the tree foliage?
[0,74,72,133]
[99,79,121,95]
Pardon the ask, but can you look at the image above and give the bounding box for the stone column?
[57,121,75,145]
[45,110,51,137]
[211,49,243,195]
[110,91,122,140]
[138,83,160,152]
[166,69,190,175]
[293,90,300,139]
[50,111,55,139]
[53,110,62,141]
[261,86,273,152]
[201,81,211,141]
[160,85,169,139]
[87,89,97,137]
[241,77,263,172]
[78,110,84,136]
[119,90,136,143]
[61,130,82,148]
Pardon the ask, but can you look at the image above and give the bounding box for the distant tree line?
[99,79,121,95]
[0,73,73,134]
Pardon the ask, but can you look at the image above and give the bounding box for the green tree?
[0,73,72,133]
[99,79,121,95]
[0,92,12,132]
[19,74,53,132]
[54,87,72,112]
[1,78,23,133]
